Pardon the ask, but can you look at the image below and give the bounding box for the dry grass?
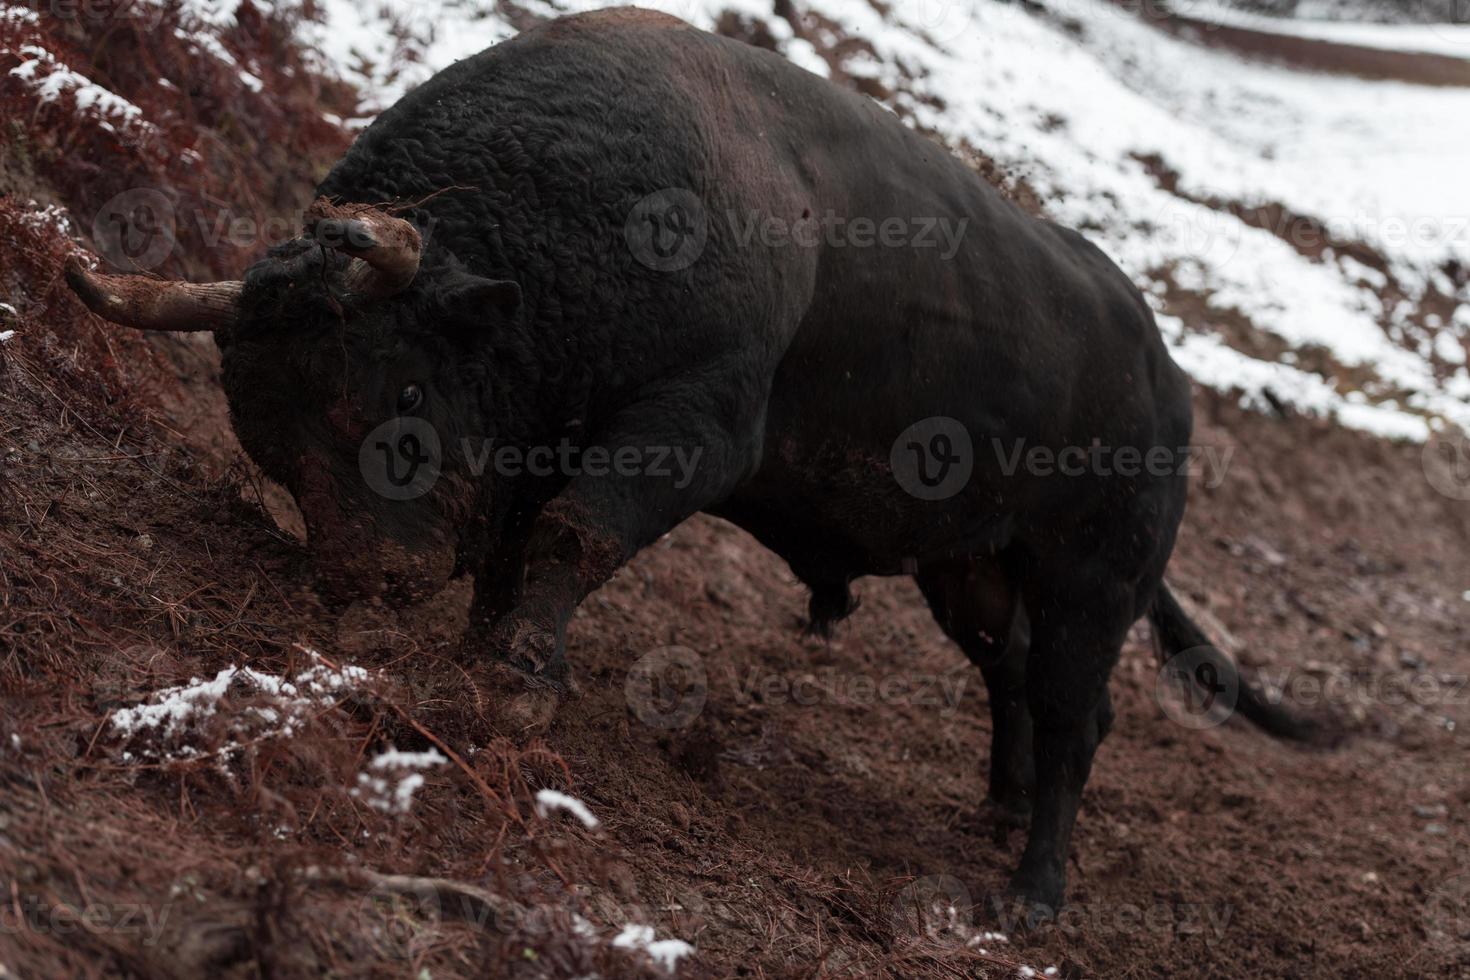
[0,8,658,977]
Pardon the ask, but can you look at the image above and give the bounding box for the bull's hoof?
[485,662,579,734]
[983,890,1059,933]
[992,872,1064,930]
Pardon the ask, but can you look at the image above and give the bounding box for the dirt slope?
[4,306,1470,978]
[4,3,1470,979]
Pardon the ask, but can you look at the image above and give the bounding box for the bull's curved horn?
[303,198,422,298]
[64,257,241,332]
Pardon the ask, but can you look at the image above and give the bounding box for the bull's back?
[623,15,1193,558]
[325,10,1190,563]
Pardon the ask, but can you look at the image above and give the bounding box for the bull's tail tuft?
[1148,582,1338,746]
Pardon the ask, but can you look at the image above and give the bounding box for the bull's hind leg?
[1005,565,1133,916]
[916,559,1035,830]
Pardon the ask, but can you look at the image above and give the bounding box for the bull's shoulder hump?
[542,7,694,35]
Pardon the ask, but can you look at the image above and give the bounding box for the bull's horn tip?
[63,256,108,310]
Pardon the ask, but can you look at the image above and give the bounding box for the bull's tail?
[1148,581,1331,744]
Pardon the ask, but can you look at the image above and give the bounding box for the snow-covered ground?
[109,650,372,762]
[7,0,1469,441]
[1186,1,1470,58]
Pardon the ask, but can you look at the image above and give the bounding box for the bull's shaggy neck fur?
[226,238,549,450]
[301,17,728,444]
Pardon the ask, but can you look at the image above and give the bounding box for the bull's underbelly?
[716,412,1023,583]
[719,302,1182,584]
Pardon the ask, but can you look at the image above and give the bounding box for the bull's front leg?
[475,494,623,689]
[470,378,763,722]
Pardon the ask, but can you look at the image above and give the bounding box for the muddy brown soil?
[4,299,1470,978]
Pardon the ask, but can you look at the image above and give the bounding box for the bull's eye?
[397,383,424,414]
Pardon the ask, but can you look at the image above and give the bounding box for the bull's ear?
[438,272,521,328]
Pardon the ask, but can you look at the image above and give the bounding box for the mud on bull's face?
[64,200,522,607]
[224,245,522,606]
[226,313,457,602]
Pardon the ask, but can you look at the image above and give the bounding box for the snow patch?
[1015,966,1061,978]
[0,5,38,26]
[534,788,600,829]
[1436,330,1467,365]
[612,923,696,973]
[1156,313,1433,440]
[110,650,371,761]
[6,44,153,136]
[353,746,447,814]
[18,203,70,237]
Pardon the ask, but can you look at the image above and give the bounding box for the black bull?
[67,8,1321,914]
